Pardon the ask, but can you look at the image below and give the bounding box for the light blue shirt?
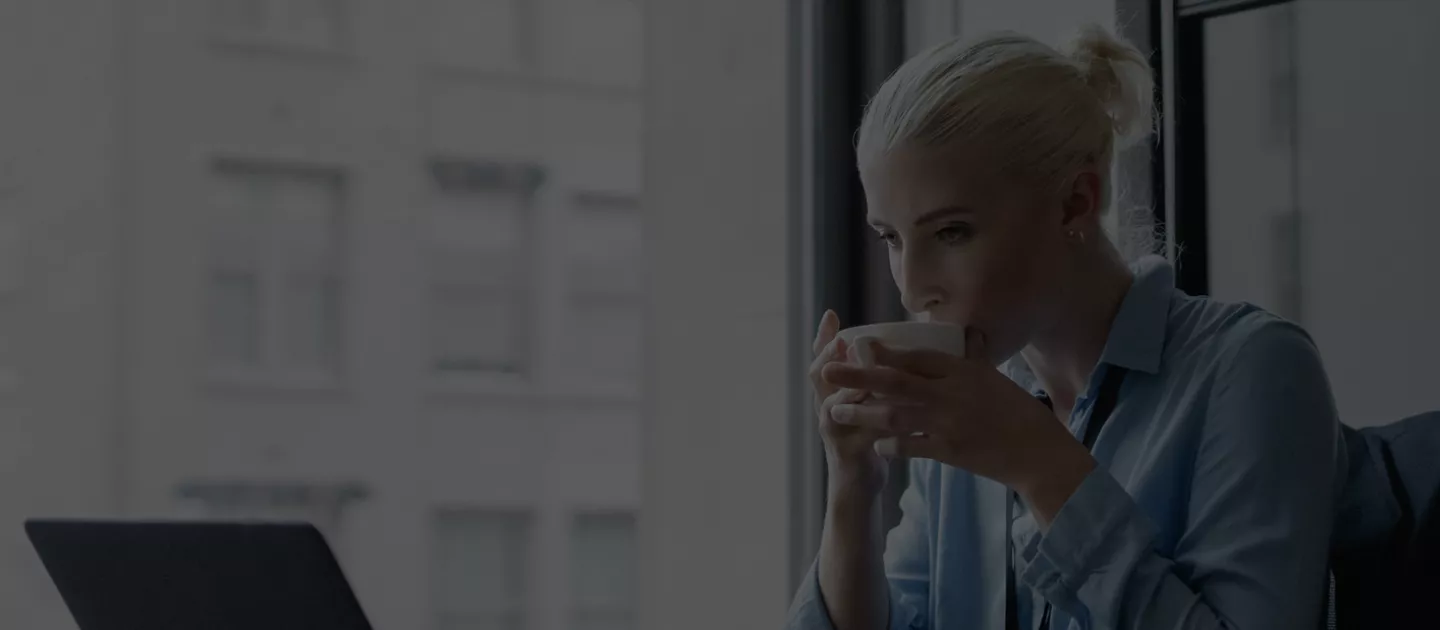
[787,256,1346,630]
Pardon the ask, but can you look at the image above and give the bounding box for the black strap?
[1007,366,1128,630]
[1082,366,1129,450]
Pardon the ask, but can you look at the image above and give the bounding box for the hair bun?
[1067,24,1155,149]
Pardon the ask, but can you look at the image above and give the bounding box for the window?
[207,162,346,378]
[566,192,641,392]
[432,511,531,630]
[427,158,542,376]
[570,513,637,630]
[212,0,349,51]
[423,0,535,71]
[567,192,641,295]
[1164,0,1440,423]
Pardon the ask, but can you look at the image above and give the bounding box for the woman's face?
[859,147,1088,362]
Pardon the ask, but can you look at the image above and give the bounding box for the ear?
[1060,169,1104,230]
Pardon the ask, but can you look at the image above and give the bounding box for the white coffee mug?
[835,321,969,367]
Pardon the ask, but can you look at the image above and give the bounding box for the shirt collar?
[1097,255,1174,375]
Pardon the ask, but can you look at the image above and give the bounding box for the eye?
[875,230,900,248]
[935,224,973,244]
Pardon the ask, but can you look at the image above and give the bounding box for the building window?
[432,511,530,630]
[427,158,543,376]
[570,512,637,630]
[422,0,535,71]
[212,0,349,51]
[567,192,641,392]
[207,162,346,379]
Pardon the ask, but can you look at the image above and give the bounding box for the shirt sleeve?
[1012,320,1342,629]
[786,459,933,630]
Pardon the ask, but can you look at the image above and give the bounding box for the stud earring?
[1067,229,1086,244]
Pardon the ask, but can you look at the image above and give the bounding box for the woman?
[787,25,1344,630]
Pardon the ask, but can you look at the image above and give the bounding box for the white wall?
[1295,0,1440,426]
[640,0,792,629]
[0,0,125,627]
[1203,6,1300,319]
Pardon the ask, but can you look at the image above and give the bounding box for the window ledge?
[206,367,346,396]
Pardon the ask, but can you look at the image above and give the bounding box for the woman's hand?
[820,328,1097,525]
[810,310,887,499]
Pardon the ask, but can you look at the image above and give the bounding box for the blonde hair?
[855,24,1157,258]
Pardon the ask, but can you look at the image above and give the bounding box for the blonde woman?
[788,25,1344,630]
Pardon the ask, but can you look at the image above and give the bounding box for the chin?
[972,324,1027,367]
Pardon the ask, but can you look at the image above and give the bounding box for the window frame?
[566,189,642,300]
[1153,0,1299,296]
[204,158,350,389]
[788,0,910,593]
[429,508,535,630]
[568,510,639,630]
[208,0,353,56]
[424,156,546,382]
[564,189,643,397]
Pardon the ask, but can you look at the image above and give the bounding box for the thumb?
[964,326,989,362]
[874,434,940,460]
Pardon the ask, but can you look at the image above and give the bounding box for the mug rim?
[836,321,967,337]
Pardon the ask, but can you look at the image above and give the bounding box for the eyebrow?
[867,205,975,229]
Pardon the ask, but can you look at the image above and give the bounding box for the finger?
[821,386,869,410]
[821,362,930,399]
[870,343,959,378]
[964,326,989,362]
[812,310,840,355]
[819,388,871,427]
[808,336,850,385]
[829,401,934,434]
[874,435,942,460]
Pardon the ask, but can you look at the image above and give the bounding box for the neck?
[1021,243,1134,411]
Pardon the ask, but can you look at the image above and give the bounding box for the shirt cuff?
[786,558,838,630]
[1015,467,1156,605]
[786,557,919,630]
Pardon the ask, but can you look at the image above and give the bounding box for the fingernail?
[831,404,854,423]
[874,437,899,458]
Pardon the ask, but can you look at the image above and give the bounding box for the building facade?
[1,1,645,629]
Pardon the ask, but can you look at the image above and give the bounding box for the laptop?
[25,518,374,630]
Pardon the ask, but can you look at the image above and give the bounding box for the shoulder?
[1162,294,1337,431]
[1161,292,1323,380]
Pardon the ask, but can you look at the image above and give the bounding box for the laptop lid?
[25,518,373,630]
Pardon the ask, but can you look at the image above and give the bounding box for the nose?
[896,249,946,315]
